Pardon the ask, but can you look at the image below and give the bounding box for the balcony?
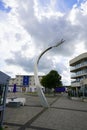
[82,78,87,84]
[70,62,87,72]
[71,78,87,87]
[71,72,87,79]
[71,81,80,87]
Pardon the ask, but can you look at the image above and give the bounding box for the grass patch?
[25,92,61,98]
[25,92,38,96]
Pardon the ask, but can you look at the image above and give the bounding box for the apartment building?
[69,52,87,95]
[8,74,44,92]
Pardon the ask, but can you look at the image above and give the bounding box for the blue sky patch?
[0,0,11,13]
[64,0,84,8]
[39,0,84,13]
[39,0,50,6]
[64,0,77,8]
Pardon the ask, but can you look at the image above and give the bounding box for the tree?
[41,70,62,90]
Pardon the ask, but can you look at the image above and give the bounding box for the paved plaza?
[3,93,87,130]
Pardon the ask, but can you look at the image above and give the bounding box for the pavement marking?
[17,96,61,130]
[4,122,22,127]
[30,125,56,130]
[50,96,61,106]
[24,104,42,107]
[3,96,61,130]
[18,108,48,130]
[51,107,87,113]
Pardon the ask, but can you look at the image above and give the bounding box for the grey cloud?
[15,0,87,57]
[56,62,68,74]
[5,50,54,74]
[21,43,30,50]
[38,55,54,73]
[15,33,22,41]
[5,51,34,72]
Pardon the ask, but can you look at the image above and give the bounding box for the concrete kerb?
[69,96,87,102]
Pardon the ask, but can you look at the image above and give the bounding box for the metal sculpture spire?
[34,39,65,107]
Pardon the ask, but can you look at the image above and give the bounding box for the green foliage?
[41,70,62,90]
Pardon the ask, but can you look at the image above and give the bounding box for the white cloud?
[0,0,87,85]
[34,0,64,20]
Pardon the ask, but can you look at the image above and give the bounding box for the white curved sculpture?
[34,39,65,107]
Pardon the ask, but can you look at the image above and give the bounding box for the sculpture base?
[7,102,21,107]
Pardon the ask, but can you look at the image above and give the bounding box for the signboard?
[13,84,17,93]
[23,76,29,86]
[55,87,65,92]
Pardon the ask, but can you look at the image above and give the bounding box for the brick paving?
[3,93,87,130]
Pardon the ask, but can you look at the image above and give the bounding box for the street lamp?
[34,39,65,107]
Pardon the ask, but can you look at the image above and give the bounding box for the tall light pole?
[34,39,65,108]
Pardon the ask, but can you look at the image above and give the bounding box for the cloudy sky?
[0,0,87,85]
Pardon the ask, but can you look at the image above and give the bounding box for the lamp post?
[34,39,65,108]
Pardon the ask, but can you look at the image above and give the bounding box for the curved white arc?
[34,39,65,108]
[37,39,65,64]
[34,61,49,107]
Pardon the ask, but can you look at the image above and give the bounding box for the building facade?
[69,52,87,96]
[8,74,44,92]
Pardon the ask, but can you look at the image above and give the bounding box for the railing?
[70,62,87,71]
[71,81,80,87]
[71,72,87,78]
